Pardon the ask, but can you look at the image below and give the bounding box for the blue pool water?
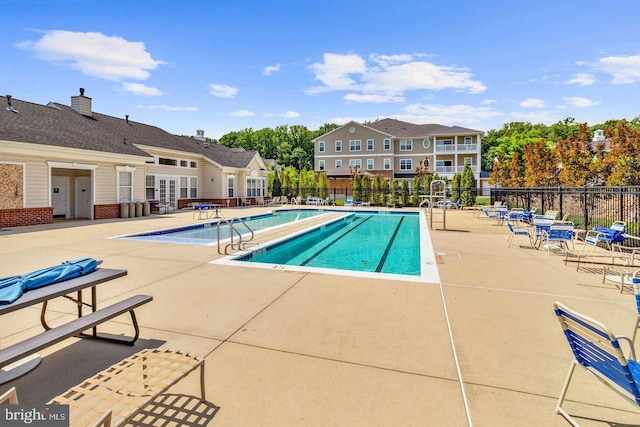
[225,212,435,280]
[116,209,325,244]
[238,213,420,275]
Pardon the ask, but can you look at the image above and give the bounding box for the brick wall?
[94,204,120,220]
[0,207,54,228]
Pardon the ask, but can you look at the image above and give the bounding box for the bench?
[0,295,152,369]
[0,268,152,384]
[1,348,205,427]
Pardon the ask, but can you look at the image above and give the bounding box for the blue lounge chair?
[632,271,640,347]
[584,220,626,250]
[541,222,575,254]
[506,222,533,248]
[553,302,640,425]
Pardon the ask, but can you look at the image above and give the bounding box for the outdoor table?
[208,204,223,218]
[0,268,127,384]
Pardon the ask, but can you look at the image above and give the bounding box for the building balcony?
[434,165,478,174]
[434,143,478,153]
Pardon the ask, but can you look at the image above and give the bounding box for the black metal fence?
[276,186,479,208]
[491,186,640,238]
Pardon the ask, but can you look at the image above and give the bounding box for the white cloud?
[594,54,640,83]
[564,96,600,107]
[209,84,239,98]
[279,111,300,118]
[307,53,367,94]
[120,83,162,96]
[263,64,281,75]
[520,98,545,108]
[136,104,198,112]
[230,109,254,117]
[508,110,555,123]
[565,73,596,86]
[307,52,486,101]
[16,30,163,81]
[343,93,405,103]
[481,99,497,105]
[400,103,500,125]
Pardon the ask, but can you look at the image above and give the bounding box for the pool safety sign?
[2,405,69,426]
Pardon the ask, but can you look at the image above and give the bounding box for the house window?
[349,159,362,169]
[180,160,188,167]
[383,158,391,170]
[423,138,431,149]
[335,140,342,152]
[180,177,189,198]
[349,140,361,151]
[335,159,342,168]
[319,160,325,171]
[383,139,391,150]
[464,137,472,144]
[399,159,413,170]
[227,176,235,198]
[464,157,473,165]
[400,139,413,151]
[158,157,177,166]
[145,175,155,200]
[367,139,374,151]
[442,139,453,145]
[190,161,198,168]
[318,141,325,152]
[366,159,374,170]
[246,178,262,197]
[116,167,134,202]
[190,177,197,197]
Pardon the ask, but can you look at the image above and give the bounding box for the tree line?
[483,117,640,187]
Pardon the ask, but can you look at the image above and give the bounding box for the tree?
[555,123,594,186]
[451,172,461,203]
[271,172,282,197]
[318,172,329,199]
[401,179,410,206]
[504,151,522,187]
[460,164,477,207]
[523,140,557,187]
[605,121,640,185]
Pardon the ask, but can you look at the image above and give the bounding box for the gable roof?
[1,97,260,169]
[366,118,482,137]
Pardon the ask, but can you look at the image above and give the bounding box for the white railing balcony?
[434,165,478,174]
[434,143,478,153]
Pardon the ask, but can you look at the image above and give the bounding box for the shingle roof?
[1,97,260,168]
[366,118,482,137]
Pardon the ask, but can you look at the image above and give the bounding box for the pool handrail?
[217,217,256,254]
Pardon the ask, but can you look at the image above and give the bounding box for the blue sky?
[2,0,640,139]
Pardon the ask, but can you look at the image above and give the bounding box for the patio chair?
[584,220,626,251]
[632,271,640,347]
[553,302,640,426]
[541,222,575,254]
[506,222,533,248]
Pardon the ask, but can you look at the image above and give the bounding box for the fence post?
[619,186,624,222]
[583,186,588,228]
[559,185,563,219]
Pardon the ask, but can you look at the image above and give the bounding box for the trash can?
[120,202,129,218]
[128,202,136,218]
[143,201,150,216]
[135,201,143,217]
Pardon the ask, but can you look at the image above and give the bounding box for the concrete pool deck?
[0,206,638,426]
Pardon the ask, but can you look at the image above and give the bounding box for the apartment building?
[313,118,483,186]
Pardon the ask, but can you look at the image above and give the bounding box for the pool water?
[239,213,421,275]
[116,209,325,244]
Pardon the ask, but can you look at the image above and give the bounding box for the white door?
[75,176,92,219]
[158,177,177,211]
[52,176,70,218]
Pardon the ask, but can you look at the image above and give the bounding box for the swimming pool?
[215,211,439,283]
[114,209,326,245]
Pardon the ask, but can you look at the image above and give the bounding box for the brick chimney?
[71,88,92,116]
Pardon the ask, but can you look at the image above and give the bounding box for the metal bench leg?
[79,309,140,346]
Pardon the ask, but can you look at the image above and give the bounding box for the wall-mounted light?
[14,183,20,198]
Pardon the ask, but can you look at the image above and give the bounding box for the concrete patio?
[0,206,638,426]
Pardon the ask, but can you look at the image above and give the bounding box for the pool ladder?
[217,217,259,254]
